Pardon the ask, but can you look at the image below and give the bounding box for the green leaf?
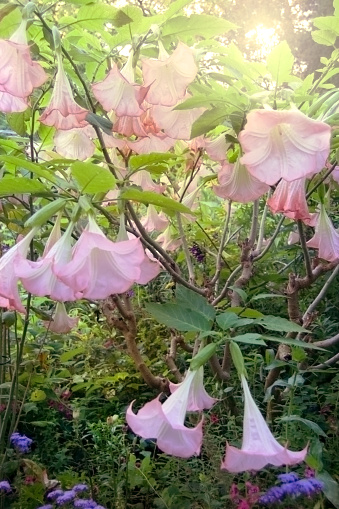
[249,293,286,302]
[262,335,326,351]
[0,155,56,183]
[0,5,20,38]
[60,347,86,363]
[313,16,339,36]
[232,333,266,346]
[0,178,46,195]
[71,161,115,194]
[229,286,247,303]
[191,106,229,138]
[227,307,264,318]
[129,153,177,170]
[7,111,28,136]
[255,315,307,333]
[145,303,211,332]
[176,285,215,321]
[120,189,193,214]
[162,14,237,41]
[216,312,240,330]
[230,340,247,376]
[280,415,327,437]
[312,29,337,46]
[30,390,47,402]
[0,3,17,22]
[190,343,217,370]
[113,9,134,27]
[77,4,118,29]
[267,41,294,86]
[318,471,339,509]
[25,198,68,228]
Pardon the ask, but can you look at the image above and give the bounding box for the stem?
[176,212,195,283]
[297,220,313,279]
[302,264,339,324]
[211,200,231,286]
[306,161,337,198]
[257,193,271,251]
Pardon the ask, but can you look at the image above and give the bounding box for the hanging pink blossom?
[130,170,166,193]
[16,220,77,302]
[113,113,148,137]
[205,133,229,162]
[140,205,169,232]
[306,204,339,262]
[152,99,205,140]
[169,367,216,411]
[56,216,160,300]
[213,160,269,203]
[127,368,208,458]
[0,19,47,113]
[288,231,300,245]
[221,375,308,473]
[127,133,175,154]
[239,109,331,185]
[267,177,315,225]
[39,53,88,130]
[0,227,38,313]
[142,42,198,106]
[43,302,79,334]
[156,226,182,251]
[54,125,96,160]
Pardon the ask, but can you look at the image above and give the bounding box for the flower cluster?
[10,432,32,454]
[0,480,11,493]
[39,484,106,509]
[259,473,324,506]
[189,243,205,263]
[230,481,260,508]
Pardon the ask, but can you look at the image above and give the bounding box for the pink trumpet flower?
[152,98,205,140]
[221,375,308,473]
[306,204,339,262]
[140,205,169,233]
[127,368,214,458]
[239,109,331,185]
[156,226,182,251]
[127,133,175,154]
[0,227,38,312]
[43,302,79,334]
[57,216,160,300]
[169,367,216,411]
[54,125,96,160]
[16,220,77,302]
[0,19,47,113]
[130,170,166,193]
[205,133,230,162]
[39,53,88,130]
[142,42,198,106]
[213,160,270,203]
[267,177,315,225]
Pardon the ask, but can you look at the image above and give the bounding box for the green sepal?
[25,198,67,228]
[189,343,217,371]
[230,340,247,378]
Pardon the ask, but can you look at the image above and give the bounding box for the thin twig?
[297,220,313,279]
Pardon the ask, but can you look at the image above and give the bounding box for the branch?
[176,212,195,283]
[297,220,313,279]
[302,263,339,323]
[313,333,339,349]
[209,353,230,380]
[306,161,337,199]
[309,352,339,369]
[211,200,231,286]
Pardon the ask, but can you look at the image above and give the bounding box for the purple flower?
[0,480,11,492]
[259,486,286,505]
[277,473,300,483]
[74,500,97,509]
[47,489,64,500]
[72,483,88,493]
[37,506,53,509]
[55,490,76,505]
[10,432,32,453]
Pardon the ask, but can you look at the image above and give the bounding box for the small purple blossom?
[259,475,324,506]
[37,505,53,509]
[47,489,64,500]
[55,490,76,505]
[277,473,300,484]
[10,432,32,453]
[0,480,11,492]
[189,243,205,263]
[259,486,286,505]
[72,484,88,493]
[74,500,97,509]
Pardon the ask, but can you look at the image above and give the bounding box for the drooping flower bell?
[39,28,88,130]
[267,177,316,225]
[43,302,79,334]
[142,41,198,106]
[221,374,308,473]
[0,4,47,113]
[213,159,270,203]
[127,367,214,458]
[140,205,169,233]
[239,109,331,185]
[306,203,339,262]
[152,95,205,140]
[54,125,96,160]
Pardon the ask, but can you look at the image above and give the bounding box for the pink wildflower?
[306,204,339,261]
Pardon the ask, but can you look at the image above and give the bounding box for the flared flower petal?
[142,42,198,106]
[239,109,331,185]
[92,63,144,117]
[39,54,88,130]
[54,126,96,160]
[306,205,339,262]
[140,205,169,233]
[267,177,315,225]
[156,226,182,251]
[57,216,159,300]
[169,367,216,411]
[221,375,308,473]
[127,369,204,458]
[213,160,269,203]
[16,221,77,302]
[205,133,229,162]
[130,170,166,194]
[0,90,28,113]
[0,227,38,312]
[127,133,175,154]
[113,113,148,137]
[43,302,79,334]
[152,100,205,140]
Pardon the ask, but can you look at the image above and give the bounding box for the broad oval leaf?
[145,303,211,332]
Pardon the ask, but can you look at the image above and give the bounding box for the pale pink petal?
[156,226,182,251]
[0,91,28,113]
[152,102,205,140]
[92,64,144,116]
[136,252,161,284]
[288,231,300,245]
[239,109,331,185]
[140,205,169,232]
[221,375,308,473]
[127,133,175,154]
[101,133,129,151]
[43,302,79,333]
[54,126,96,160]
[39,55,88,130]
[127,397,168,439]
[267,177,314,224]
[306,205,339,262]
[113,114,148,137]
[130,170,166,193]
[205,133,229,162]
[142,42,198,106]
[169,367,216,411]
[213,161,269,203]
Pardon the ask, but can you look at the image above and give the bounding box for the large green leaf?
[267,41,294,86]
[129,153,177,170]
[0,178,46,195]
[255,315,307,333]
[70,161,115,194]
[262,335,326,351]
[313,16,339,36]
[232,333,267,346]
[145,303,211,332]
[318,471,339,509]
[312,29,337,46]
[120,189,193,214]
[176,285,215,321]
[280,415,327,437]
[0,155,55,183]
[191,106,229,138]
[162,14,236,41]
